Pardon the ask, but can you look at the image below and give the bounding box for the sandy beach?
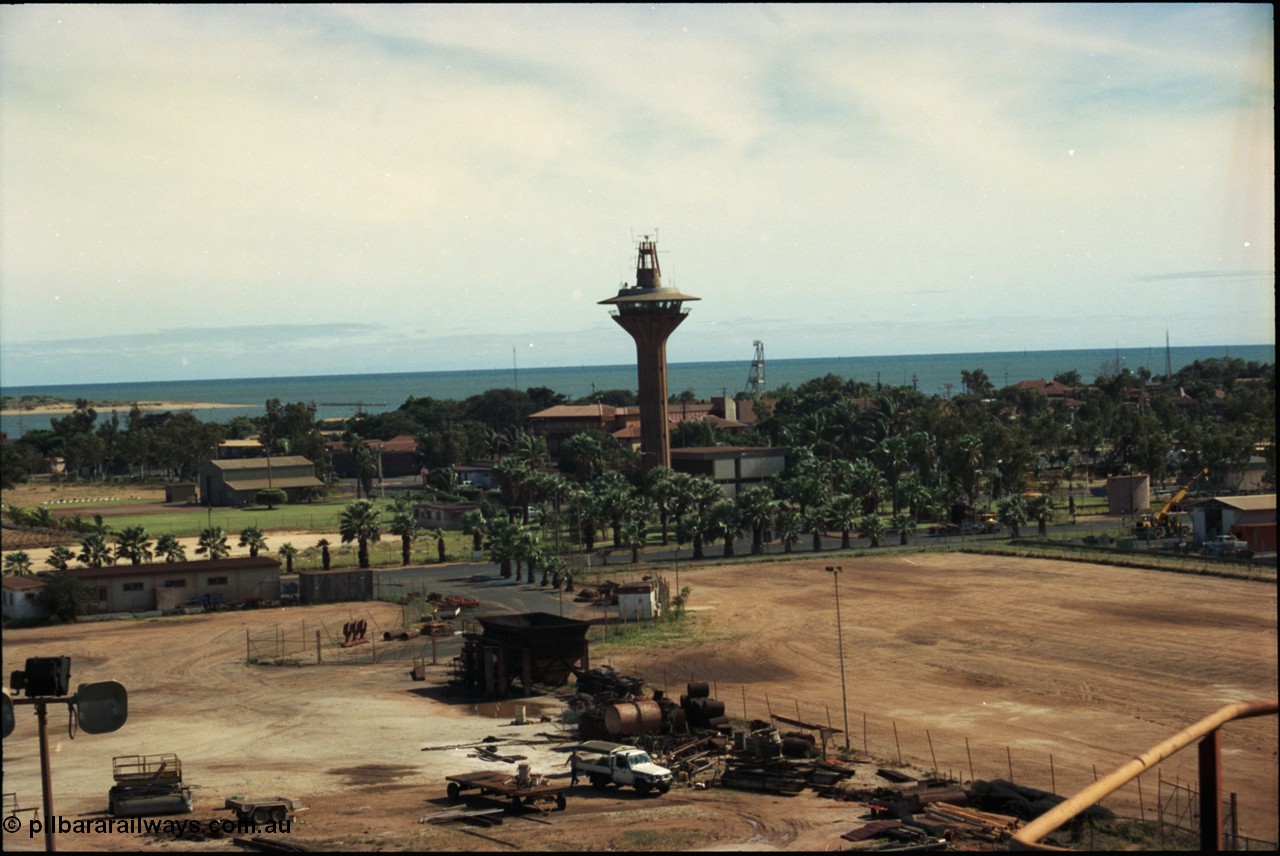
[0,401,243,416]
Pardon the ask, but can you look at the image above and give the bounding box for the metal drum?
[604,699,664,736]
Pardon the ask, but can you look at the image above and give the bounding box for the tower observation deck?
[599,237,700,472]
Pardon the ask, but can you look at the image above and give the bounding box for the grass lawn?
[54,497,415,538]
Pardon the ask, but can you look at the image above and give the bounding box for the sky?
[0,3,1273,387]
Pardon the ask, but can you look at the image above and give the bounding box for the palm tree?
[387,502,420,566]
[593,471,634,549]
[238,525,269,558]
[196,527,231,560]
[827,495,860,550]
[4,551,33,575]
[877,435,910,514]
[461,509,488,556]
[155,533,186,563]
[1027,494,1055,537]
[859,514,886,548]
[317,538,332,570]
[955,434,984,508]
[278,542,298,574]
[775,507,801,554]
[339,499,382,569]
[997,494,1029,539]
[494,455,535,523]
[345,433,379,500]
[709,500,741,558]
[647,466,679,546]
[890,513,915,546]
[113,525,154,565]
[79,532,114,568]
[736,485,776,555]
[803,506,827,552]
[45,545,76,571]
[487,517,520,578]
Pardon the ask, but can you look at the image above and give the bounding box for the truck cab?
[574,741,673,796]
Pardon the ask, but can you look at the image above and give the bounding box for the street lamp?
[826,565,851,752]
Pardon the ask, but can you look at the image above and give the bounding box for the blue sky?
[0,4,1273,386]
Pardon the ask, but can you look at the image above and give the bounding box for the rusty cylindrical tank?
[604,699,664,736]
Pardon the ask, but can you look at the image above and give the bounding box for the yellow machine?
[1134,467,1209,538]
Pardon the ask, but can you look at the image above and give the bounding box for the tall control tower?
[599,236,700,472]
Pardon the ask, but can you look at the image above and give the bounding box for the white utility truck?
[573,740,674,796]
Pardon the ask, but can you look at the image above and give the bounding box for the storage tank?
[603,699,664,736]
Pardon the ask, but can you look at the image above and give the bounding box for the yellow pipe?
[1011,699,1278,851]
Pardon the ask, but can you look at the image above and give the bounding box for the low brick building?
[72,557,281,613]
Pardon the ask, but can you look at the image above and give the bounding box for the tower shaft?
[599,237,700,473]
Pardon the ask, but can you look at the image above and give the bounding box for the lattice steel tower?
[599,237,700,472]
[745,340,766,395]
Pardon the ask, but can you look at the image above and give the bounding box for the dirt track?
[2,552,1276,851]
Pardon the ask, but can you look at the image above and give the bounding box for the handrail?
[1011,699,1278,851]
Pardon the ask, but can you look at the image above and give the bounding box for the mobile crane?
[1134,467,1209,539]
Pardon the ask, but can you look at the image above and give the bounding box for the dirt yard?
[2,552,1276,851]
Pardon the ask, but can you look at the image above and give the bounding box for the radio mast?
[745,341,765,394]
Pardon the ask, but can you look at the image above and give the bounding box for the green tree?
[708,500,741,558]
[36,571,95,622]
[387,500,420,566]
[736,485,776,555]
[45,545,76,572]
[461,509,488,555]
[890,512,915,546]
[113,525,154,565]
[196,527,231,560]
[4,551,33,575]
[859,514,886,548]
[996,494,1029,539]
[803,505,827,552]
[155,533,187,563]
[775,507,802,554]
[238,526,268,558]
[827,495,860,550]
[278,542,298,574]
[1,441,41,489]
[487,517,521,578]
[78,532,114,568]
[256,488,287,509]
[339,499,382,569]
[1027,494,1055,537]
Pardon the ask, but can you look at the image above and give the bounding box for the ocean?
[1,344,1272,438]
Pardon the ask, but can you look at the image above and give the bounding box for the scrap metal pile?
[562,668,1053,848]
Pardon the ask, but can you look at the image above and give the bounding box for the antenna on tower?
[745,341,766,394]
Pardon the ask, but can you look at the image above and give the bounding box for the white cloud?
[0,3,1272,386]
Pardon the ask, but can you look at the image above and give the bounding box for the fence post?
[316,630,322,664]
[926,730,939,776]
[893,721,902,764]
[965,737,974,784]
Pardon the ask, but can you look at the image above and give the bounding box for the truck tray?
[444,771,567,811]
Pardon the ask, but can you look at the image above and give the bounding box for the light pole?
[827,565,851,752]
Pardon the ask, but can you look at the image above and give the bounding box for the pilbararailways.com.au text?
[13,815,292,838]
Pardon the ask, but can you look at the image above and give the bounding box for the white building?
[2,575,48,622]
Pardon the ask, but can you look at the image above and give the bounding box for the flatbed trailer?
[223,796,306,825]
[445,768,567,812]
